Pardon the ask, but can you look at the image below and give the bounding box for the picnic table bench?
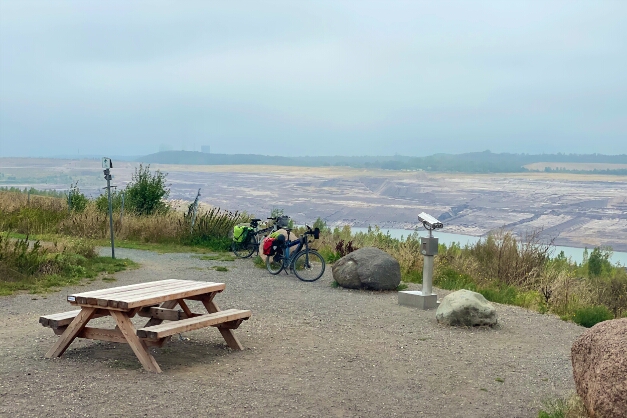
[39,279,251,373]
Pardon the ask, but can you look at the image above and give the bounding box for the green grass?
[433,267,540,309]
[495,377,504,383]
[396,283,408,291]
[213,266,229,272]
[401,270,423,284]
[0,256,137,295]
[537,398,568,418]
[1,231,229,256]
[253,255,265,269]
[194,254,236,262]
[101,277,117,282]
[331,280,340,288]
[434,268,477,291]
[101,239,218,254]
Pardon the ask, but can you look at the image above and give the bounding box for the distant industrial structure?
[201,145,211,153]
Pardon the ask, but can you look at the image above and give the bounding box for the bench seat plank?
[136,309,251,339]
[40,309,108,329]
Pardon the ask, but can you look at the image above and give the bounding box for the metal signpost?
[102,157,115,259]
[398,212,443,309]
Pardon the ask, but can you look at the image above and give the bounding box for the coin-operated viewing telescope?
[398,212,442,310]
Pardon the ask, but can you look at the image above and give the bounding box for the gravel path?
[0,248,584,417]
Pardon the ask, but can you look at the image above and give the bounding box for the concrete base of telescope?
[398,291,439,310]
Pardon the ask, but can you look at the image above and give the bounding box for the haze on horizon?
[1,0,625,159]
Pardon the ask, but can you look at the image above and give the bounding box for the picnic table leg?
[110,310,162,373]
[45,307,96,358]
[201,297,244,351]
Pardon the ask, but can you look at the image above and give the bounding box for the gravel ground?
[0,248,585,418]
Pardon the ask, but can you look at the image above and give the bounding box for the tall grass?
[0,189,247,251]
[0,233,136,295]
[315,224,627,327]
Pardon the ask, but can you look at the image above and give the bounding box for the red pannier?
[262,237,275,256]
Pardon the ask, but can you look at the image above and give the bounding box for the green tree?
[588,247,612,278]
[68,182,88,212]
[124,164,170,215]
[313,217,329,232]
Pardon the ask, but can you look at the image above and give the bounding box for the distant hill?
[138,151,627,174]
[138,151,413,167]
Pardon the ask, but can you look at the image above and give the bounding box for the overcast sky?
[0,0,625,158]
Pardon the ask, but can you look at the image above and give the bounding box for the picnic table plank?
[70,279,212,305]
[115,284,225,310]
[136,309,251,339]
[81,281,207,308]
[69,281,224,310]
[40,309,109,328]
[71,279,180,304]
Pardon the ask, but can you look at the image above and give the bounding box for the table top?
[67,279,225,310]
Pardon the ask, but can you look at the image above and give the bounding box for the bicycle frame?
[279,233,309,267]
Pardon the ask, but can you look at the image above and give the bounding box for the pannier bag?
[262,237,275,255]
[263,234,286,256]
[233,225,251,243]
[277,216,290,228]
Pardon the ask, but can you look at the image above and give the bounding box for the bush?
[572,305,613,328]
[124,164,169,215]
[95,191,124,214]
[68,182,88,213]
[434,267,477,291]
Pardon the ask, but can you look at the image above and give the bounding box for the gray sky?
[1,0,625,157]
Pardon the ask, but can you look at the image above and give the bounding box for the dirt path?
[0,248,584,417]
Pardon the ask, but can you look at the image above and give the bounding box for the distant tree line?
[138,150,627,174]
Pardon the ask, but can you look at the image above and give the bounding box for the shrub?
[434,267,477,291]
[95,190,124,214]
[594,270,627,318]
[572,305,613,328]
[0,235,47,279]
[67,182,88,213]
[124,164,169,215]
[479,285,519,305]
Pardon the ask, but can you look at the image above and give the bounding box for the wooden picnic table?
[39,279,251,373]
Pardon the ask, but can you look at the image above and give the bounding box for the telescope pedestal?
[398,291,439,309]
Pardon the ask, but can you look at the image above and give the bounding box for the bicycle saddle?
[251,218,261,222]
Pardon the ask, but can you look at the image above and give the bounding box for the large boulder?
[332,247,401,290]
[436,289,498,327]
[258,229,297,263]
[571,318,627,418]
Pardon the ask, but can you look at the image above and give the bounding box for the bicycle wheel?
[232,237,256,258]
[292,250,325,282]
[266,252,285,275]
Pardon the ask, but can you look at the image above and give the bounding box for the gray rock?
[436,289,498,326]
[332,247,401,290]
